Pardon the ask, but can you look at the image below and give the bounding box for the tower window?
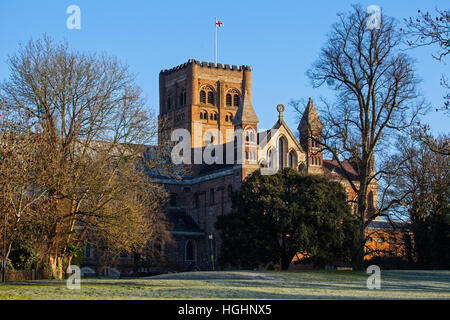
[233,94,239,106]
[225,113,233,122]
[200,90,206,104]
[208,91,215,105]
[167,97,172,110]
[226,94,232,106]
[179,92,185,107]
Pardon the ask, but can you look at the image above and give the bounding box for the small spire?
[232,90,259,126]
[298,98,323,131]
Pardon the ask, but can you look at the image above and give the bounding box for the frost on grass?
[0,271,449,300]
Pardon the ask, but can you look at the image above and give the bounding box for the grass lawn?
[0,270,449,300]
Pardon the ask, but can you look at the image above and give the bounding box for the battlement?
[160,59,251,75]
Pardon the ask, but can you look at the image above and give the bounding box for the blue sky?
[0,0,448,135]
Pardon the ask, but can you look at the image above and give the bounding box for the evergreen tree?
[216,168,359,270]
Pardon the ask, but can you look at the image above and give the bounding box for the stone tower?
[298,98,324,174]
[158,59,252,153]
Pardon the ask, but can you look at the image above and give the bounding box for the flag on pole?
[214,18,223,64]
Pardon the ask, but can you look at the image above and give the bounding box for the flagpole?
[214,17,217,64]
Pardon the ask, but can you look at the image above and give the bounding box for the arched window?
[207,91,214,105]
[233,94,239,106]
[288,151,296,168]
[210,112,217,121]
[245,129,255,142]
[185,240,194,261]
[200,90,206,103]
[278,137,286,169]
[200,111,208,120]
[226,94,232,106]
[179,92,184,107]
[167,97,172,110]
[268,149,273,168]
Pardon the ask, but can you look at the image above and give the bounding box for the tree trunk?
[280,253,293,270]
[49,255,64,280]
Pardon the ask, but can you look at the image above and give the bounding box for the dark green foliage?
[395,136,450,269]
[8,241,39,270]
[216,168,359,269]
[68,243,84,267]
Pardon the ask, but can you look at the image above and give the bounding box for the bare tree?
[304,5,427,268]
[390,133,449,268]
[0,36,172,279]
[0,104,48,277]
[403,8,449,154]
[403,8,449,61]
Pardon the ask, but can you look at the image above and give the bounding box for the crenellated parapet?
[160,59,250,75]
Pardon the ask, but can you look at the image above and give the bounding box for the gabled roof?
[258,115,304,153]
[367,220,411,231]
[322,159,359,181]
[232,90,259,125]
[298,98,323,131]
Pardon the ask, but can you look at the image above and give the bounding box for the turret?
[298,98,324,174]
[232,90,259,181]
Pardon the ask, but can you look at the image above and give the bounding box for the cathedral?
[83,59,409,274]
[153,59,381,272]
